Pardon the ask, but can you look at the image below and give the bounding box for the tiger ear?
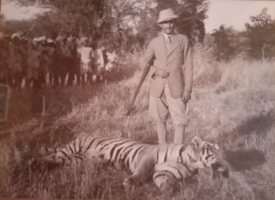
[191,136,202,148]
[205,142,220,150]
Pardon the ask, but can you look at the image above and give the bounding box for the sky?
[1,0,275,33]
[1,1,47,20]
[205,0,275,33]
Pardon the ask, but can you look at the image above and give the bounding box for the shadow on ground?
[233,111,275,137]
[221,110,275,144]
[220,111,274,171]
[224,149,266,171]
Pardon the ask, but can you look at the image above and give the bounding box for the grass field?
[0,47,274,199]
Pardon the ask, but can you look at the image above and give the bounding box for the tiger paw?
[123,177,133,188]
[159,179,177,196]
[123,177,136,192]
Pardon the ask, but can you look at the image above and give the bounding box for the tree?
[5,0,106,38]
[211,25,231,61]
[0,14,6,33]
[5,0,209,50]
[139,0,208,44]
[175,0,208,44]
[7,0,155,50]
[211,25,248,61]
[245,8,275,59]
[95,0,154,50]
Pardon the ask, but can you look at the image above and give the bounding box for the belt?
[151,69,169,79]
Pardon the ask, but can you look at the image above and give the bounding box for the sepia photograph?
[0,0,275,199]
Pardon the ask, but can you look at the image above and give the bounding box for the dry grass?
[0,47,274,199]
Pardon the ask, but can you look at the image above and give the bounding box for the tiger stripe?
[32,135,229,191]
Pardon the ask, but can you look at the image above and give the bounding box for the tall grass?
[0,47,275,199]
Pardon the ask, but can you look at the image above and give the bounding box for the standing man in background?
[59,37,71,86]
[92,44,105,84]
[77,37,94,85]
[142,8,193,144]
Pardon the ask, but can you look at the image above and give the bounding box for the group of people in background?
[0,32,117,90]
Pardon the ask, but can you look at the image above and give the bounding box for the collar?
[163,32,175,40]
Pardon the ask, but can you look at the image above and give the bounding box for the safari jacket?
[144,33,193,99]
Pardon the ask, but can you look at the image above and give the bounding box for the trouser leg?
[174,126,185,144]
[149,95,169,144]
[157,121,167,144]
[67,65,74,86]
[39,72,46,87]
[164,84,189,145]
[54,73,60,86]
[60,72,66,86]
[95,75,100,83]
[14,72,22,90]
[37,73,44,88]
[33,79,40,89]
[87,72,93,85]
[76,74,80,85]
[81,74,85,85]
[25,78,32,89]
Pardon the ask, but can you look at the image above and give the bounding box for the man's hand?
[154,69,169,78]
[182,90,191,103]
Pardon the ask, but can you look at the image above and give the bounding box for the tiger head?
[190,136,230,179]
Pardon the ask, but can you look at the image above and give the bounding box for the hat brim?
[157,15,178,23]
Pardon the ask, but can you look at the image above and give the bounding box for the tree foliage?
[4,0,105,38]
[211,25,231,61]
[4,0,209,49]
[136,0,208,45]
[6,0,154,49]
[209,8,275,61]
[96,0,154,50]
[245,8,275,59]
[210,25,249,61]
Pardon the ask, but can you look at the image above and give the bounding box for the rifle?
[126,64,151,116]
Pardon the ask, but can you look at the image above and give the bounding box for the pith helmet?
[157,8,178,23]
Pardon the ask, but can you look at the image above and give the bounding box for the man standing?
[142,8,193,144]
[77,37,94,85]
[92,44,105,84]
